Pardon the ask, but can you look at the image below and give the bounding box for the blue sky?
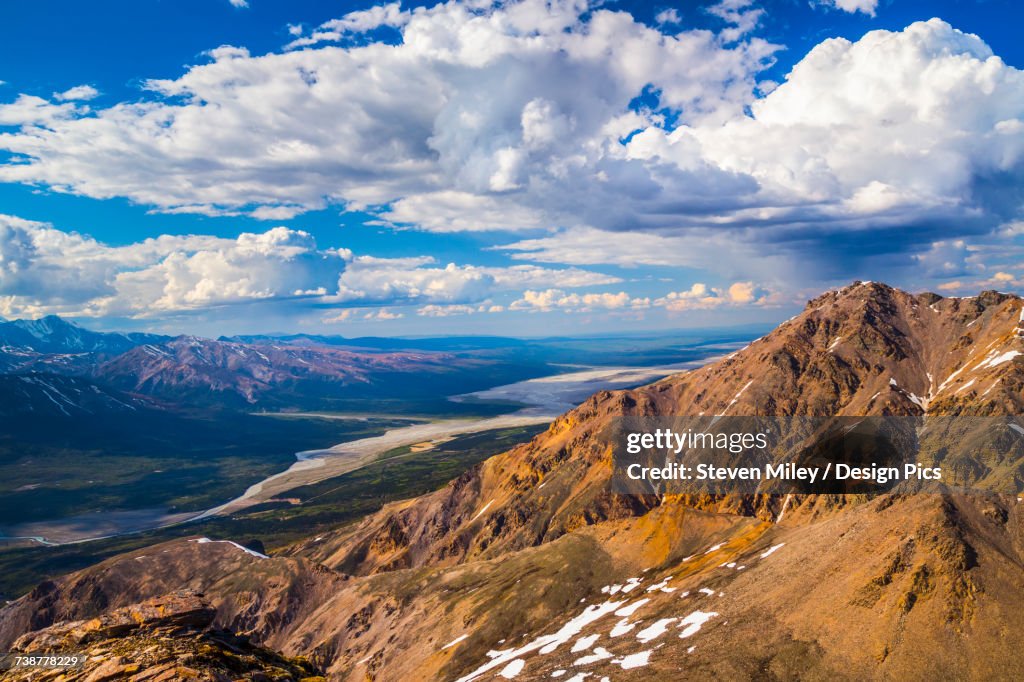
[1,0,1023,335]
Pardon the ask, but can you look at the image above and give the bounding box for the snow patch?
[646,576,675,593]
[609,619,638,637]
[573,647,612,666]
[936,366,966,394]
[192,537,268,559]
[620,577,643,593]
[721,380,753,416]
[499,659,525,679]
[678,610,719,638]
[614,599,649,617]
[776,493,792,524]
[442,634,469,650]
[636,618,677,643]
[471,500,494,522]
[454,599,627,681]
[954,379,976,395]
[760,543,785,558]
[613,650,652,669]
[487,649,514,659]
[571,634,599,653]
[976,350,1021,370]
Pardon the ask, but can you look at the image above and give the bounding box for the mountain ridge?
[0,316,554,411]
[290,282,1024,579]
[0,315,168,356]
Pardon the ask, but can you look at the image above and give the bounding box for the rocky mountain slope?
[296,283,1024,575]
[2,283,1023,681]
[0,315,168,374]
[4,590,324,681]
[92,335,472,407]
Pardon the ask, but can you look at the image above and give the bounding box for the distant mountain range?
[3,282,1024,679]
[0,315,555,413]
[0,315,167,356]
[94,334,519,408]
[0,314,760,414]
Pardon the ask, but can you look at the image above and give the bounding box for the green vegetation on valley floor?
[0,423,546,601]
[0,411,419,526]
[0,390,528,529]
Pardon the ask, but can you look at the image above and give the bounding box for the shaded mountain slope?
[0,372,152,418]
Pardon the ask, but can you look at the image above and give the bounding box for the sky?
[1,0,1023,336]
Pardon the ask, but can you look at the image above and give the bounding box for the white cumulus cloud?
[510,289,650,312]
[0,3,1020,289]
[656,281,774,311]
[416,302,505,317]
[0,215,617,319]
[0,216,346,318]
[817,0,878,17]
[0,0,778,223]
[53,85,99,101]
[333,257,619,305]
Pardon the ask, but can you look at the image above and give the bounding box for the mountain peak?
[717,281,1024,417]
[0,315,167,356]
[39,313,75,324]
[12,314,79,336]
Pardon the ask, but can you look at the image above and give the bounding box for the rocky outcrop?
[5,591,324,681]
[12,590,216,652]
